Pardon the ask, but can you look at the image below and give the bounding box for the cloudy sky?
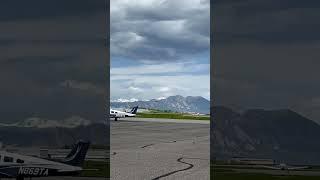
[0,0,107,123]
[213,0,320,122]
[110,0,210,102]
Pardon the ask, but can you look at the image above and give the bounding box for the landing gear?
[115,117,118,121]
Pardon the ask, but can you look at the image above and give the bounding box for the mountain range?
[111,95,210,114]
[2,96,320,164]
[0,123,108,147]
[0,116,91,128]
[212,106,320,165]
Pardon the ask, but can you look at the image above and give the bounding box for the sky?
[0,0,107,123]
[110,0,210,102]
[213,0,320,122]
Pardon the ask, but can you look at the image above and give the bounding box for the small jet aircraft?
[0,140,90,180]
[261,163,309,171]
[110,106,138,121]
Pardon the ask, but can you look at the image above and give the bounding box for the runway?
[110,118,210,180]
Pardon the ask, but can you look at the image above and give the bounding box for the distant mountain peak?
[212,105,320,164]
[111,95,210,114]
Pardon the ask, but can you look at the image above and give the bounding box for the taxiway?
[110,118,210,180]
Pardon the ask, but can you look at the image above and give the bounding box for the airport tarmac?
[110,118,210,180]
[122,117,210,124]
[234,168,320,176]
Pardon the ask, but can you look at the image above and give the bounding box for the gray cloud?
[0,0,104,21]
[111,0,210,61]
[214,0,320,44]
[213,0,320,122]
[0,0,107,123]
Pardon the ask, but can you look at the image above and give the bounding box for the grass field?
[213,173,320,180]
[212,164,320,180]
[136,112,210,120]
[81,160,109,178]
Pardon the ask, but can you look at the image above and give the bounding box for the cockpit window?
[4,156,13,162]
[111,111,114,113]
[16,159,24,163]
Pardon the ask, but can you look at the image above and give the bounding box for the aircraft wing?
[260,165,309,170]
[260,165,282,170]
[125,112,136,117]
[287,166,309,170]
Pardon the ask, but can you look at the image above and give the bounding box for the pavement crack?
[151,157,194,180]
[141,144,155,148]
[140,140,177,148]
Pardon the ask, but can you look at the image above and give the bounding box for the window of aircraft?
[115,112,118,113]
[4,156,13,162]
[111,111,114,113]
[16,159,24,163]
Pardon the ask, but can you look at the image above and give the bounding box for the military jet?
[0,140,90,180]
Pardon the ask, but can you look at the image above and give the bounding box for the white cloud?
[111,74,209,99]
[111,61,209,75]
[158,87,170,92]
[111,98,139,103]
[128,86,144,92]
[156,97,166,100]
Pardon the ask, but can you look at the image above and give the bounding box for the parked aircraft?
[0,140,90,180]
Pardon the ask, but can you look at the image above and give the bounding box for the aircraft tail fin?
[130,106,138,114]
[62,140,90,167]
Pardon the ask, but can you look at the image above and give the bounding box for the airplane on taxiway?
[110,106,138,121]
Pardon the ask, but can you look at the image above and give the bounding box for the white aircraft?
[110,106,138,121]
[261,163,309,170]
[0,140,89,180]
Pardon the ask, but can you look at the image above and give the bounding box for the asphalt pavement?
[110,118,210,180]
